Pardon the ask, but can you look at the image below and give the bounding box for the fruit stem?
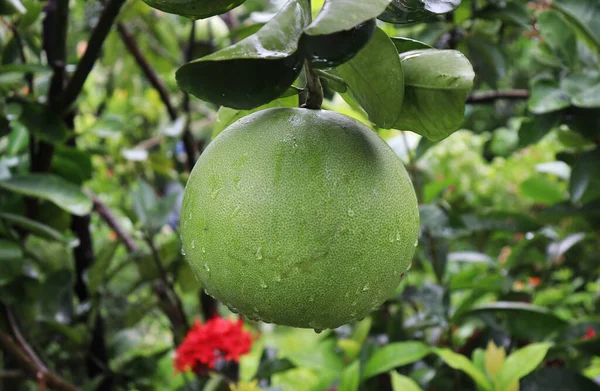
[304,59,324,110]
[302,0,323,110]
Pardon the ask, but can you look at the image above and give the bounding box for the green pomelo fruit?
[141,0,245,19]
[180,108,419,330]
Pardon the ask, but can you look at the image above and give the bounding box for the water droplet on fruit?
[344,292,350,298]
[253,307,259,313]
[191,240,196,249]
[309,295,315,302]
[259,280,267,289]
[256,247,263,260]
[210,188,222,199]
[362,283,370,292]
[407,262,413,271]
[274,274,282,283]
[228,305,239,314]
[414,239,419,247]
[201,246,206,253]
[180,248,186,256]
[388,232,395,243]
[314,328,323,334]
[350,311,357,317]
[187,212,192,220]
[351,300,358,306]
[347,208,355,217]
[231,205,241,217]
[204,263,210,272]
[396,231,402,241]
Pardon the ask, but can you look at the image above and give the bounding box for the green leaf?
[528,79,571,114]
[51,145,93,186]
[0,64,50,74]
[212,94,299,139]
[0,212,79,247]
[0,239,23,262]
[304,0,390,36]
[552,0,600,52]
[497,343,552,390]
[478,1,531,27]
[240,338,265,381]
[570,149,600,203]
[0,0,25,15]
[391,37,432,53]
[132,180,179,234]
[286,339,344,373]
[88,240,120,294]
[337,27,404,128]
[393,49,474,141]
[362,341,430,380]
[140,0,245,19]
[432,348,492,391]
[302,19,376,69]
[520,175,565,205]
[0,174,92,216]
[176,0,309,109]
[522,368,600,391]
[378,0,460,24]
[467,34,506,89]
[390,371,423,391]
[8,101,69,143]
[338,361,360,391]
[537,11,577,68]
[457,302,568,340]
[0,239,23,286]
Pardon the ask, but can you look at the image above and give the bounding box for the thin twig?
[5,306,48,374]
[87,192,189,340]
[181,20,199,171]
[0,331,79,391]
[59,0,126,113]
[466,89,529,104]
[1,304,79,391]
[0,370,25,379]
[116,22,178,121]
[86,190,140,253]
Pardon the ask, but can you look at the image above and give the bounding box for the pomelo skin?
[180,108,419,330]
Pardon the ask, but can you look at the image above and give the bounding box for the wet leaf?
[304,0,390,36]
[378,0,460,24]
[337,27,404,128]
[177,0,309,109]
[302,19,376,69]
[393,49,474,141]
[391,37,432,53]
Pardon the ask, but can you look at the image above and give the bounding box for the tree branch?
[180,20,199,172]
[59,0,126,113]
[466,89,529,104]
[87,190,140,253]
[0,332,79,391]
[116,22,178,121]
[88,193,189,341]
[1,304,79,391]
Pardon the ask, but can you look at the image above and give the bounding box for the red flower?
[583,328,597,341]
[174,316,253,373]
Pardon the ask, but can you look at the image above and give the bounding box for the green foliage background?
[0,0,599,390]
